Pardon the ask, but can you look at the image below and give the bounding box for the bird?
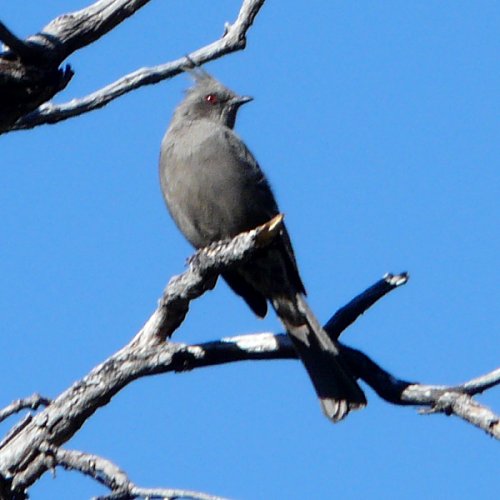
[159,66,366,422]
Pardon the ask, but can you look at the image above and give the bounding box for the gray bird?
[159,67,366,422]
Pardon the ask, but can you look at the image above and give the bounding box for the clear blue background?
[1,1,498,499]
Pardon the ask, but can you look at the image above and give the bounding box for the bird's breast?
[160,121,276,248]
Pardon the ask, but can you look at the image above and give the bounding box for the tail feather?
[272,293,366,422]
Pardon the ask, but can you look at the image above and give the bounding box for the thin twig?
[51,448,227,500]
[51,448,130,491]
[325,272,409,339]
[460,367,500,395]
[0,395,51,424]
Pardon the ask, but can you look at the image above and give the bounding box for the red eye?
[205,94,218,105]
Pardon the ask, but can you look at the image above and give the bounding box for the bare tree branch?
[1,1,152,63]
[164,335,500,439]
[119,488,227,500]
[4,0,266,132]
[461,368,500,395]
[47,447,226,500]
[131,213,284,346]
[48,448,130,493]
[28,0,154,62]
[325,272,409,339]
[0,395,51,424]
[0,217,284,496]
[4,3,494,500]
[0,1,157,132]
[0,214,497,498]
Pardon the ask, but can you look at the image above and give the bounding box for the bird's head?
[175,65,252,128]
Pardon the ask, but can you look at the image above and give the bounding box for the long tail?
[272,293,366,422]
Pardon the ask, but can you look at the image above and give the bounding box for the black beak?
[232,95,253,107]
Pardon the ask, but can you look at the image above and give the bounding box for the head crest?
[182,56,218,86]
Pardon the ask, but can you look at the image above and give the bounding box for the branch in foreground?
[51,448,226,500]
[0,217,283,496]
[131,213,284,346]
[0,222,496,498]
[170,334,500,439]
[9,0,266,131]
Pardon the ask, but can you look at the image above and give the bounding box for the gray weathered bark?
[0,0,265,133]
[1,2,497,499]
[0,217,497,499]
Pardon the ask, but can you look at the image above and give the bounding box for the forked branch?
[1,0,266,132]
[0,220,497,499]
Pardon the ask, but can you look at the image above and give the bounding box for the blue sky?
[1,1,499,499]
